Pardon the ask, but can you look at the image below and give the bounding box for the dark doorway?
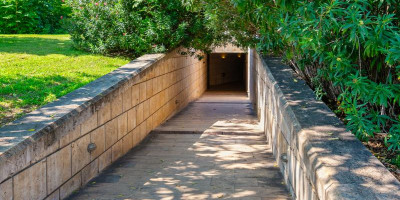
[208,53,247,92]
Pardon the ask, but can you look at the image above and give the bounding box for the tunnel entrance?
[207,53,247,92]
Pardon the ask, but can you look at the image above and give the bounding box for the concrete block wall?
[249,49,400,200]
[0,49,207,200]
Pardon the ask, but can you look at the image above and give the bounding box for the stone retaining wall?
[249,50,400,200]
[0,49,207,200]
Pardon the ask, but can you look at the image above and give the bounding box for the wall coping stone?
[0,53,165,163]
[260,56,400,199]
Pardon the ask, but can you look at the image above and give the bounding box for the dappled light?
[68,132,289,199]
[1,0,399,199]
[67,92,290,199]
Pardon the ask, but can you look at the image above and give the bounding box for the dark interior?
[208,53,247,92]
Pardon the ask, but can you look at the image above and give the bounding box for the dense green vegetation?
[0,0,398,168]
[69,0,399,158]
[0,35,129,126]
[0,0,70,33]
[67,0,215,57]
[186,0,400,167]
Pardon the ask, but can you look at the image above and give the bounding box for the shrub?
[67,0,214,57]
[228,0,400,152]
[187,0,400,152]
[67,0,400,152]
[0,0,71,34]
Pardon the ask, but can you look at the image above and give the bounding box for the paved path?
[67,92,291,200]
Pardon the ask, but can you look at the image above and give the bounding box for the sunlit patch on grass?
[44,93,57,103]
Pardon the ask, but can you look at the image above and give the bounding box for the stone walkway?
[67,92,291,200]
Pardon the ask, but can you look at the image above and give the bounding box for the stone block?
[154,64,161,76]
[131,84,140,107]
[148,67,155,79]
[171,84,177,97]
[161,105,168,122]
[168,72,175,86]
[156,93,162,110]
[136,103,144,125]
[143,100,150,120]
[81,112,98,135]
[0,178,12,200]
[0,150,26,183]
[142,69,149,80]
[71,134,90,174]
[171,71,177,83]
[0,131,57,184]
[149,96,157,115]
[118,112,128,140]
[152,111,158,128]
[81,159,99,185]
[47,145,72,194]
[111,92,123,118]
[127,107,137,132]
[153,76,162,94]
[132,127,140,147]
[153,76,160,94]
[139,82,147,103]
[139,120,147,141]
[14,159,47,200]
[105,118,118,149]
[99,148,112,171]
[122,131,133,155]
[160,90,166,106]
[146,115,153,132]
[159,75,166,91]
[154,110,162,127]
[165,100,173,116]
[60,125,81,148]
[30,131,60,164]
[111,140,123,162]
[162,74,168,90]
[165,60,172,73]
[45,190,59,200]
[165,86,171,102]
[122,87,132,112]
[146,79,153,98]
[60,173,81,199]
[90,126,105,160]
[97,102,111,125]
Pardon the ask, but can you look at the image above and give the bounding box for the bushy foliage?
[67,0,216,57]
[0,0,70,34]
[194,0,400,153]
[67,0,400,154]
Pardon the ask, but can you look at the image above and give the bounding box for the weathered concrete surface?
[212,43,246,53]
[250,51,400,200]
[67,92,291,200]
[154,91,260,134]
[0,49,207,200]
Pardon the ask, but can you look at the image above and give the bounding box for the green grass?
[0,34,130,127]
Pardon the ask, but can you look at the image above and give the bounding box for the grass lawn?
[0,34,130,127]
